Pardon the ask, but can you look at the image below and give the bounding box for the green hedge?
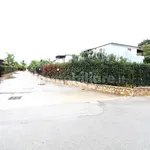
[17,65,26,71]
[0,66,16,76]
[58,63,150,87]
[34,52,150,87]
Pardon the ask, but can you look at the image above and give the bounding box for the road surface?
[0,71,150,150]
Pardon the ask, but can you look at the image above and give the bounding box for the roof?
[83,42,139,52]
[56,55,66,59]
[106,43,138,48]
[56,54,72,59]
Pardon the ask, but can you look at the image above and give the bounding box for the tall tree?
[138,39,150,57]
[5,53,15,66]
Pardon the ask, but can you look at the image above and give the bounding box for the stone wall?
[133,87,150,96]
[39,75,150,96]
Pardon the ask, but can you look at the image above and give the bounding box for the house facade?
[54,43,144,63]
[86,43,144,63]
[54,55,73,63]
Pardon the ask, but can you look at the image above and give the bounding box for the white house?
[85,43,144,63]
[54,54,73,63]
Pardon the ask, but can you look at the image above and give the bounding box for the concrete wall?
[39,75,150,96]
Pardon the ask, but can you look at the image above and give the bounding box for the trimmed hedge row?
[0,66,16,76]
[30,52,150,87]
[39,63,150,87]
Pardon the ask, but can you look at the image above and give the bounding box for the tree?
[14,61,19,68]
[28,59,51,72]
[20,60,26,67]
[143,57,150,64]
[39,59,51,67]
[138,39,150,57]
[5,53,15,66]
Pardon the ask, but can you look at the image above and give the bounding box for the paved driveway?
[0,71,119,109]
[0,71,150,150]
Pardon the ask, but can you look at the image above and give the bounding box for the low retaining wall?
[0,72,14,81]
[39,75,150,96]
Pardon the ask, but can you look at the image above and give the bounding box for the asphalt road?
[0,71,150,150]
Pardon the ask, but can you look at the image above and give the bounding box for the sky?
[0,0,150,64]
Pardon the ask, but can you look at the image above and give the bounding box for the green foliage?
[3,66,15,74]
[14,61,19,68]
[0,53,16,75]
[144,57,150,64]
[34,52,150,87]
[0,66,16,75]
[17,64,26,71]
[4,53,15,66]
[20,60,27,67]
[28,59,51,73]
[3,53,26,72]
[138,39,150,57]
[138,39,150,47]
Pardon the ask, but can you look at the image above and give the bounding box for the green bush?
[1,66,16,75]
[35,52,150,87]
[17,65,26,71]
[144,57,150,64]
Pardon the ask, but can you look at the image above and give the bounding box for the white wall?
[65,55,72,62]
[93,44,144,63]
[55,59,65,63]
[55,55,72,63]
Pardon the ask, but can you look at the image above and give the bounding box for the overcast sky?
[0,0,150,64]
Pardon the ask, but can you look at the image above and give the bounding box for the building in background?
[84,43,144,63]
[54,54,73,63]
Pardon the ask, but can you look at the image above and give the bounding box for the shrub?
[1,66,16,75]
[35,52,150,87]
